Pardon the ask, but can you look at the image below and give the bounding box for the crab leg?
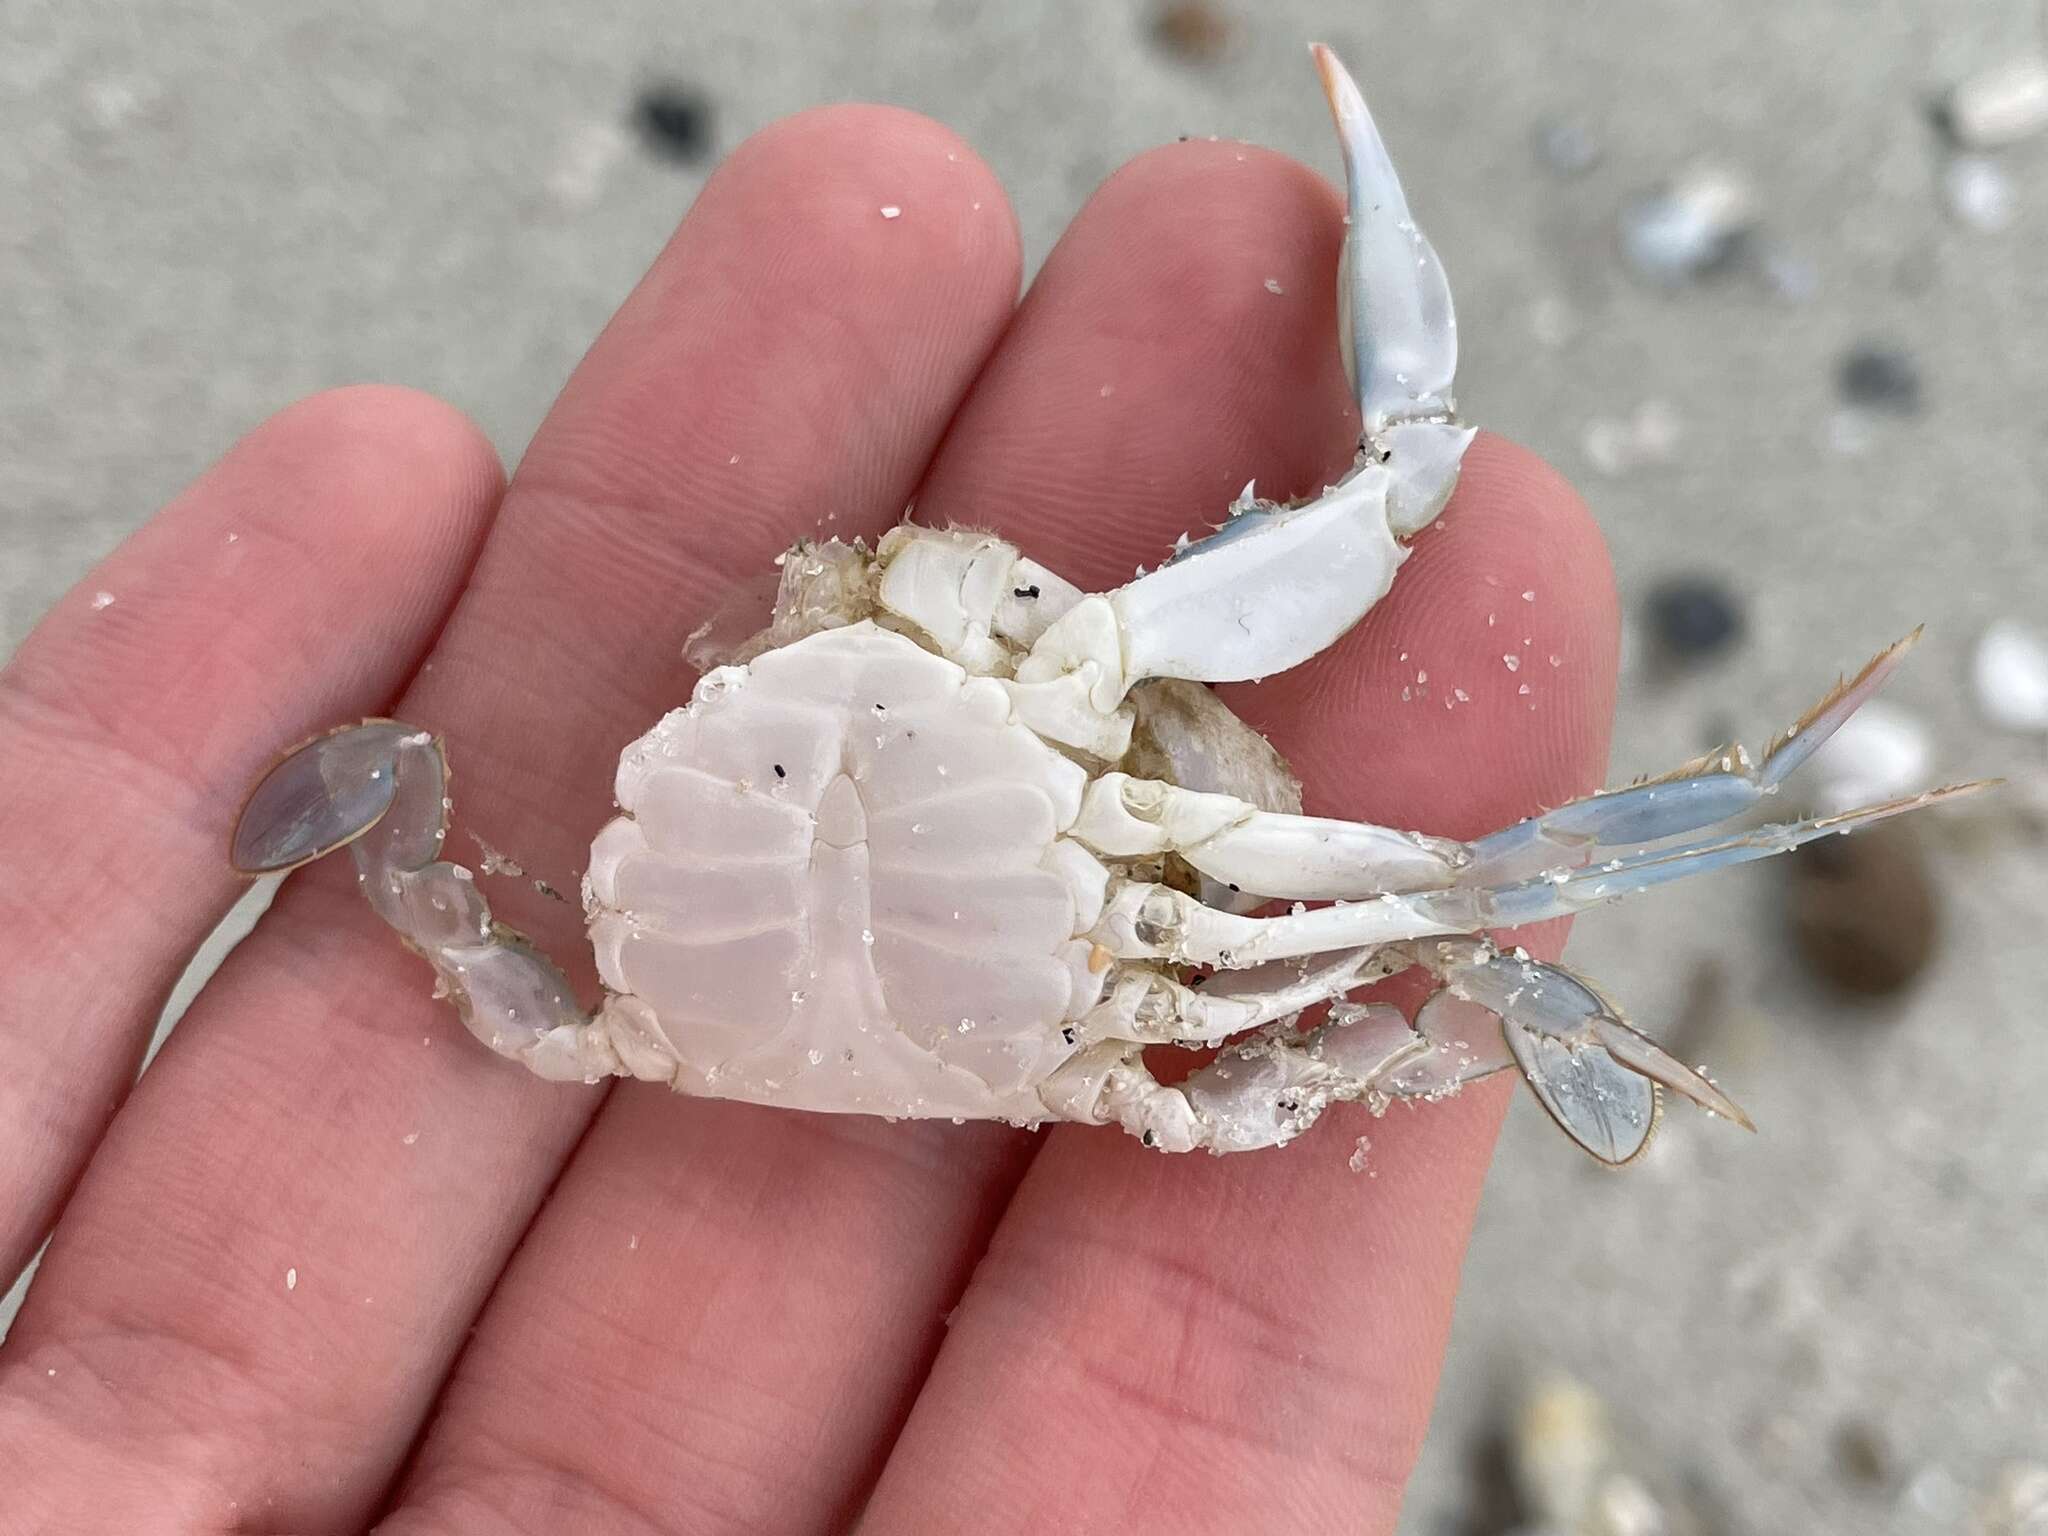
[1040,999,1426,1154]
[1012,46,1473,713]
[1458,630,1927,885]
[231,721,619,1083]
[1077,947,1399,1046]
[1068,632,1942,900]
[1043,936,1744,1162]
[1043,951,1542,1157]
[1091,779,1984,969]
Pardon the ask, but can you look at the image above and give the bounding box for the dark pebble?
[1646,576,1744,661]
[1833,1417,1895,1489]
[1787,820,1938,998]
[1837,343,1923,414]
[1151,1,1231,63]
[634,83,714,163]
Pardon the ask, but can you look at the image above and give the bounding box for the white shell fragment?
[1804,699,1934,817]
[1944,154,2017,232]
[1942,58,2048,149]
[1972,620,2048,734]
[1619,163,1755,284]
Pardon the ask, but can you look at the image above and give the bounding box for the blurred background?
[4,1,2046,1530]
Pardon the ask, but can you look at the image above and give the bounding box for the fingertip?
[221,384,506,546]
[696,102,1022,313]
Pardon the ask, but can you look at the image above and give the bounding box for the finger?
[863,441,1618,1534]
[0,108,1020,1534]
[379,140,1361,1536]
[0,385,501,1285]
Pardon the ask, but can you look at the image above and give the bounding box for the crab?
[229,47,1982,1165]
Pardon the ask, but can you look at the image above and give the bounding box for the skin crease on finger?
[0,106,1021,1536]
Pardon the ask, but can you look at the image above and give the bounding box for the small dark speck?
[1141,1129,1158,1147]
[634,82,714,164]
[872,702,887,715]
[1227,882,1241,892]
[1014,585,1041,600]
[1838,343,1922,414]
[1150,0,1231,63]
[1061,1026,1077,1044]
[1646,575,1743,662]
[773,763,786,779]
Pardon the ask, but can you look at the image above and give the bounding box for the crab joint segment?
[232,722,621,1083]
[1011,49,1472,708]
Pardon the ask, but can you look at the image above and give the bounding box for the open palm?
[1,103,1616,1533]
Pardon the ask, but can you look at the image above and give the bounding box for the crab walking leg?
[1092,780,1988,969]
[1077,948,1400,1047]
[232,721,623,1083]
[1043,936,1750,1161]
[1458,630,1929,885]
[1044,957,1535,1156]
[1069,633,1941,902]
[1012,47,1474,713]
[1071,771,1465,897]
[1040,1001,1427,1153]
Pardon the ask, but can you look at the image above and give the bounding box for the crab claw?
[1312,44,1459,442]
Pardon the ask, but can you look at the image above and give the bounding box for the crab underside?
[231,48,1986,1165]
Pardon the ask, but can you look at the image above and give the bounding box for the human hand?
[0,104,1615,1533]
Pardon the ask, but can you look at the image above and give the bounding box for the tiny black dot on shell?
[773,764,786,779]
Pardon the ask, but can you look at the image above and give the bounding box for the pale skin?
[0,105,1618,1533]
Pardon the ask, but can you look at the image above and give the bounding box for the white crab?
[232,49,1977,1164]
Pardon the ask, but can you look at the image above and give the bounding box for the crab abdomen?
[586,624,1102,1119]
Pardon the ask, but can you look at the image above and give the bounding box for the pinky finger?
[0,384,502,1284]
